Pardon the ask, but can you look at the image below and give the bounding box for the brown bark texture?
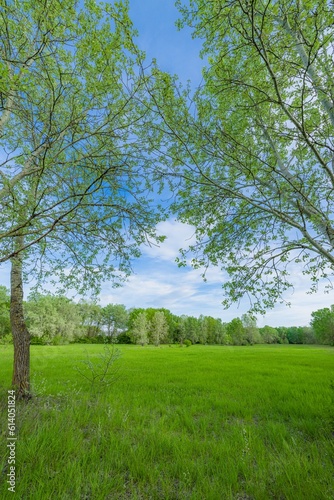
[10,240,31,399]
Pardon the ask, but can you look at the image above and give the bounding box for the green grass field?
[0,344,333,499]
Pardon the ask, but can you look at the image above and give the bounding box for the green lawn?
[0,344,333,499]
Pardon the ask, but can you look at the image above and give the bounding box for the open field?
[0,344,334,499]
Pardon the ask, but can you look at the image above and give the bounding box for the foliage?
[30,336,46,346]
[183,338,192,347]
[172,316,187,344]
[0,0,163,282]
[260,326,280,345]
[6,290,330,346]
[0,286,10,337]
[116,331,132,344]
[300,326,317,345]
[24,294,129,344]
[77,301,103,338]
[0,333,12,345]
[275,327,289,345]
[242,314,262,345]
[72,335,114,344]
[130,312,150,346]
[150,311,169,346]
[286,326,305,344]
[197,315,227,344]
[147,0,334,313]
[182,316,201,344]
[311,306,334,345]
[129,307,180,344]
[25,293,82,342]
[226,318,247,346]
[101,304,128,339]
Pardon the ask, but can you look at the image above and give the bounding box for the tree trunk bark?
[10,238,31,399]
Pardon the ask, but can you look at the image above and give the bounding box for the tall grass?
[0,344,333,499]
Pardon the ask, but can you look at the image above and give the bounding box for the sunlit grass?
[1,344,333,499]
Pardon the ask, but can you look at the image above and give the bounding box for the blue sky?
[129,0,205,86]
[1,1,333,328]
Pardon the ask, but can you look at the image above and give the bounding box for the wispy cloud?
[100,219,334,326]
[142,219,197,262]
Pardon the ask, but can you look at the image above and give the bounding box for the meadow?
[0,344,333,499]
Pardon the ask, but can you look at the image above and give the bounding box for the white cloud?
[259,274,334,327]
[101,224,334,326]
[99,257,246,321]
[142,220,197,262]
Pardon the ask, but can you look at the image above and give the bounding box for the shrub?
[184,339,192,347]
[116,332,132,344]
[0,333,13,345]
[71,335,113,344]
[52,335,68,345]
[70,336,92,344]
[30,336,46,345]
[74,344,122,392]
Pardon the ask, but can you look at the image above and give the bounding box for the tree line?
[0,287,332,346]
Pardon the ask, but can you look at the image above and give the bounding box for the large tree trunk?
[10,239,31,400]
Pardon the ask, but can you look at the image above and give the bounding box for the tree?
[101,304,129,340]
[150,311,169,346]
[226,318,247,346]
[276,327,289,344]
[286,326,304,344]
[310,306,334,345]
[183,315,201,343]
[301,326,316,345]
[77,300,102,339]
[197,315,209,344]
[0,0,163,398]
[259,325,279,344]
[241,314,261,345]
[199,315,228,344]
[130,312,150,346]
[25,293,81,344]
[145,0,334,314]
[211,319,228,345]
[173,315,187,344]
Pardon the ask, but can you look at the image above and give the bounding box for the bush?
[30,336,46,345]
[184,339,192,347]
[0,333,13,345]
[70,336,92,344]
[71,335,113,344]
[116,332,132,344]
[52,335,68,345]
[311,307,334,345]
[74,344,122,392]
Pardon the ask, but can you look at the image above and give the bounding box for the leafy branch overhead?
[144,0,334,313]
[0,0,164,291]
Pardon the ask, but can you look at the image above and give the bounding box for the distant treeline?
[0,286,333,346]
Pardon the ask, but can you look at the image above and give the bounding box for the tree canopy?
[0,0,163,289]
[311,305,334,345]
[145,0,334,313]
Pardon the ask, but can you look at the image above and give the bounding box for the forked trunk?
[10,239,31,400]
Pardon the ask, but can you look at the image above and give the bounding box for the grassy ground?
[0,344,333,499]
